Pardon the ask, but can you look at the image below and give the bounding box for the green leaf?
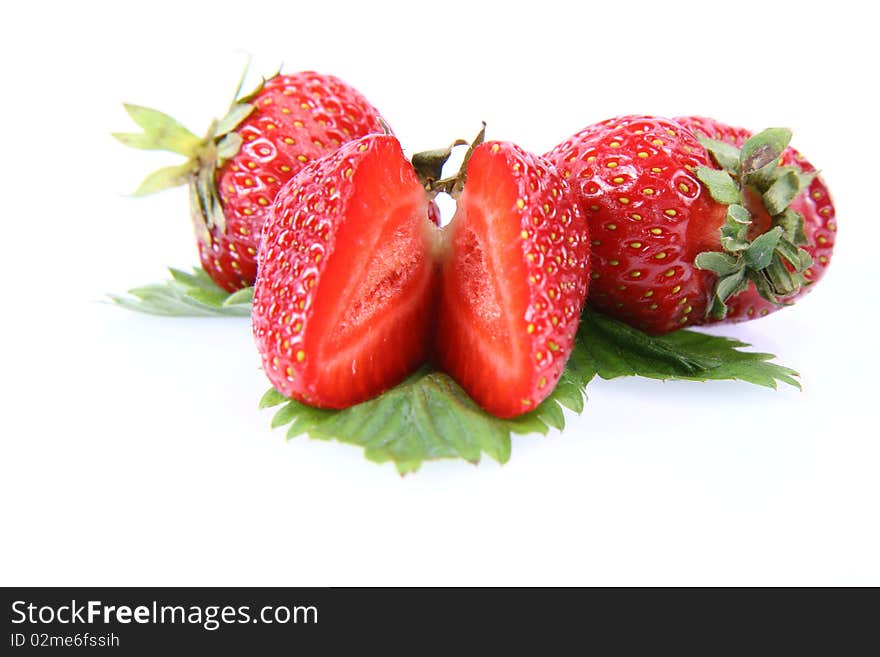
[119,104,202,157]
[762,169,801,215]
[697,136,741,173]
[132,163,194,196]
[695,166,741,205]
[740,127,792,175]
[110,267,252,317]
[262,337,597,474]
[259,388,288,409]
[262,309,800,472]
[579,311,800,389]
[744,227,783,270]
[224,286,255,307]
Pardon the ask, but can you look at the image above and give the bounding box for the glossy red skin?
[546,115,836,333]
[253,135,434,408]
[546,116,721,334]
[675,116,836,323]
[435,142,591,417]
[203,72,387,291]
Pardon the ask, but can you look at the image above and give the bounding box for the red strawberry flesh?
[254,135,436,408]
[435,143,590,418]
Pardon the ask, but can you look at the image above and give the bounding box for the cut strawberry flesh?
[435,149,533,417]
[303,142,437,407]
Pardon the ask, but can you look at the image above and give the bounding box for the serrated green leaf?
[224,286,255,306]
[110,267,252,317]
[132,163,194,196]
[259,388,288,409]
[695,166,741,205]
[744,227,783,270]
[261,309,800,472]
[120,104,202,156]
[579,311,800,389]
[697,136,741,173]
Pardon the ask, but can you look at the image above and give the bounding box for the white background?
[1,0,878,586]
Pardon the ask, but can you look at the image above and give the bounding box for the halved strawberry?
[252,134,437,408]
[254,134,590,416]
[435,142,591,418]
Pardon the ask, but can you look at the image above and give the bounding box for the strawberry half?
[435,142,590,417]
[253,133,590,416]
[116,70,387,291]
[253,135,436,408]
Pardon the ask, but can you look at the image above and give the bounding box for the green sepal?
[117,65,272,236]
[692,126,815,317]
[697,135,741,173]
[762,168,802,215]
[743,227,783,270]
[195,164,227,234]
[411,139,468,188]
[215,103,256,138]
[746,268,780,304]
[217,133,243,161]
[764,254,797,297]
[718,204,752,252]
[695,166,741,204]
[776,208,809,246]
[115,104,202,157]
[429,123,487,197]
[708,269,750,319]
[694,251,741,276]
[774,235,812,272]
[132,162,196,196]
[740,127,792,176]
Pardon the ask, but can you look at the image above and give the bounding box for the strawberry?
[115,70,387,291]
[674,116,836,321]
[546,115,835,334]
[252,133,590,416]
[252,135,436,408]
[434,141,590,417]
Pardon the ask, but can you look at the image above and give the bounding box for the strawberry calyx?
[411,123,486,198]
[113,68,275,242]
[692,128,815,319]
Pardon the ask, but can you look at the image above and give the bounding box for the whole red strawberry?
[116,70,387,291]
[253,133,590,417]
[546,115,835,334]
